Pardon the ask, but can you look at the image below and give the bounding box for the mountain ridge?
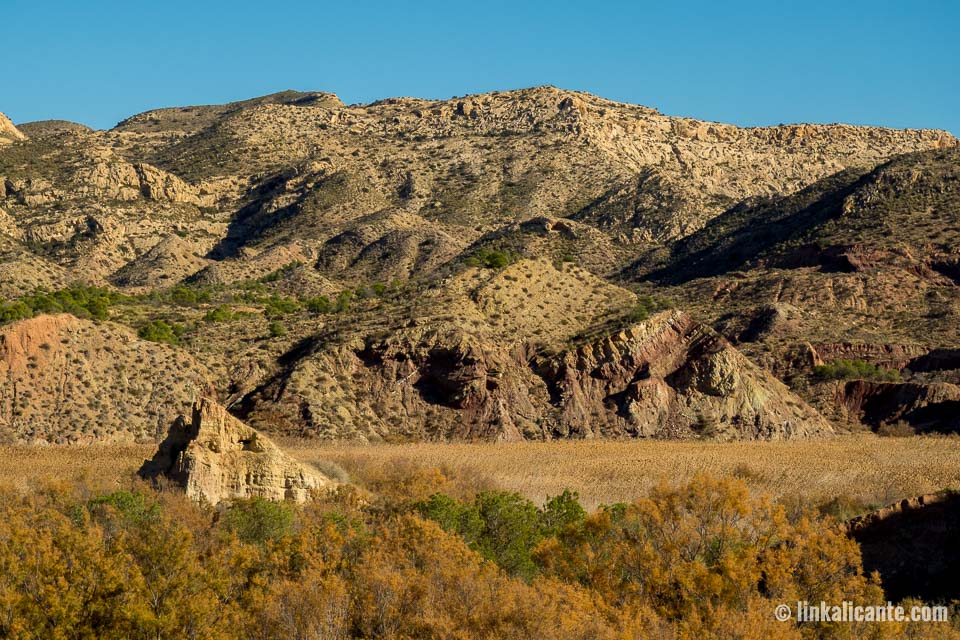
[0,86,957,442]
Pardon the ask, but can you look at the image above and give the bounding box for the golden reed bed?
[4,433,957,510]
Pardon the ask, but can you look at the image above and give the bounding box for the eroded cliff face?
[240,310,833,442]
[835,380,960,433]
[240,323,552,442]
[535,311,832,439]
[848,492,960,602]
[73,156,207,204]
[140,398,336,505]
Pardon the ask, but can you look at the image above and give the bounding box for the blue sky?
[3,0,957,134]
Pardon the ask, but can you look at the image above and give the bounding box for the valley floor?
[3,434,959,511]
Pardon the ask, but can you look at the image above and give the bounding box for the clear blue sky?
[3,0,957,134]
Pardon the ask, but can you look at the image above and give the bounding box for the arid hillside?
[0,314,214,443]
[635,148,960,432]
[0,87,957,442]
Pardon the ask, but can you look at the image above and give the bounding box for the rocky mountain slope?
[237,302,832,442]
[632,147,960,432]
[0,87,956,442]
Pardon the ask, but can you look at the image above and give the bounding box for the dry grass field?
[0,444,153,494]
[4,434,958,513]
[291,435,960,510]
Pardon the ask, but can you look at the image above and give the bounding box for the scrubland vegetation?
[814,359,901,383]
[2,466,958,639]
[3,435,960,512]
[465,248,516,269]
[0,438,958,637]
[0,279,392,349]
[0,285,120,324]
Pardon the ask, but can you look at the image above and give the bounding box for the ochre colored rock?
[0,112,26,144]
[140,398,337,505]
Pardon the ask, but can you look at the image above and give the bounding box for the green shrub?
[263,295,301,318]
[0,285,122,325]
[268,321,286,338]
[203,304,234,323]
[540,490,587,537]
[335,290,353,313]
[355,285,373,300]
[137,320,184,346]
[166,284,211,306]
[0,301,33,324]
[305,295,332,314]
[221,497,294,545]
[85,490,160,526]
[417,489,587,580]
[625,294,672,324]
[304,289,358,314]
[416,494,485,545]
[466,249,514,270]
[813,359,901,382]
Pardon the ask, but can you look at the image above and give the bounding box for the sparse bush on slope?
[814,359,901,382]
[137,319,185,345]
[466,248,516,269]
[202,304,235,323]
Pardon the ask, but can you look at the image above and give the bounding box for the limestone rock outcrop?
[74,156,204,204]
[140,398,337,504]
[0,112,26,145]
[134,162,203,204]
